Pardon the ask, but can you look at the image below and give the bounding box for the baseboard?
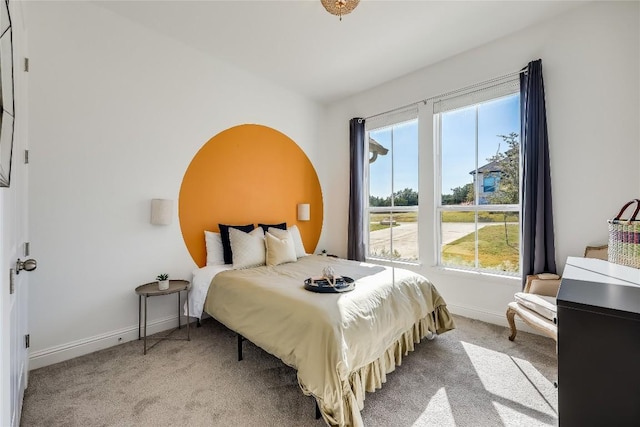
[29,315,185,370]
[447,303,543,337]
[29,304,544,370]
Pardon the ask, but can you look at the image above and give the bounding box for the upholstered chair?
[583,244,608,260]
[506,245,609,342]
[506,274,560,341]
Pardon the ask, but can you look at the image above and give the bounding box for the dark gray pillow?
[219,223,255,264]
[258,222,286,234]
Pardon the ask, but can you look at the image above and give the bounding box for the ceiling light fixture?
[321,0,359,21]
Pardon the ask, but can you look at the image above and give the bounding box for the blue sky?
[441,94,520,193]
[369,120,419,199]
[368,93,520,199]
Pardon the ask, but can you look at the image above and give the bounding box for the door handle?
[16,258,37,274]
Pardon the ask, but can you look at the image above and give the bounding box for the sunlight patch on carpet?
[411,387,455,426]
[510,355,558,413]
[461,341,556,416]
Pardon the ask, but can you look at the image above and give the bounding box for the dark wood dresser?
[557,257,640,426]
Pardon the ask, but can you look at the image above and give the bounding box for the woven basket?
[607,199,640,268]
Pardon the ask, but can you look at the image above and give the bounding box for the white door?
[1,1,30,425]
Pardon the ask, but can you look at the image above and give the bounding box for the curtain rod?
[363,68,526,122]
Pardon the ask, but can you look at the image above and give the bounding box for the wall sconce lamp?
[150,199,173,225]
[297,203,310,221]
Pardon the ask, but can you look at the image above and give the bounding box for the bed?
[190,252,454,426]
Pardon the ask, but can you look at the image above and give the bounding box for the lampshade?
[150,199,173,225]
[297,203,310,221]
[321,0,359,21]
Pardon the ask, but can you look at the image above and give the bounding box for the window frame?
[434,89,522,276]
[364,113,419,263]
[361,75,521,277]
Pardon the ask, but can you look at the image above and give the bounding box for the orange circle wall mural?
[179,124,323,267]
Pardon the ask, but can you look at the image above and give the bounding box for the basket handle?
[614,199,640,221]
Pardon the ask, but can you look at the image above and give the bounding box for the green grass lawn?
[369,211,518,225]
[370,212,417,223]
[370,223,400,232]
[442,211,519,223]
[368,210,520,271]
[369,212,415,232]
[442,224,520,271]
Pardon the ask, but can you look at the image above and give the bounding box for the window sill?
[429,265,521,285]
[364,258,522,286]
[365,257,422,268]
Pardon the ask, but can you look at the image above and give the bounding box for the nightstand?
[135,279,191,355]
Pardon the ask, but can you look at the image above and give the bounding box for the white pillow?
[265,231,297,266]
[229,227,265,269]
[204,231,225,266]
[288,225,307,258]
[267,227,288,239]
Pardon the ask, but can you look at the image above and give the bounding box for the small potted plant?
[156,273,169,290]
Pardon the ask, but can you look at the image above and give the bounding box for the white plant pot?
[158,280,170,291]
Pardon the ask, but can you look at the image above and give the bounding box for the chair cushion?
[514,292,557,322]
[528,278,561,297]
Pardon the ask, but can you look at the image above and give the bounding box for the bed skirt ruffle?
[306,304,455,426]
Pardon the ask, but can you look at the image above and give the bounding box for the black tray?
[304,276,355,293]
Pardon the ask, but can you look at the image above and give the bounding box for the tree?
[486,132,519,205]
[442,183,473,205]
[393,188,418,206]
[486,132,520,249]
[369,188,418,207]
[369,195,390,207]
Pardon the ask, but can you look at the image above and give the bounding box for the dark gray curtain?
[348,118,365,261]
[521,59,556,286]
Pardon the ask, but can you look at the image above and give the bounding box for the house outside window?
[435,78,521,274]
[474,165,501,203]
[365,107,419,262]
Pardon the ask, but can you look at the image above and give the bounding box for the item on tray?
[304,274,355,293]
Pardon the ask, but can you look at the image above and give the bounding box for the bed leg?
[237,334,243,361]
[315,400,321,420]
[197,318,201,328]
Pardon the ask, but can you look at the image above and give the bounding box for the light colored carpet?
[21,315,557,426]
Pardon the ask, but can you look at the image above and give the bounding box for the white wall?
[24,0,640,368]
[26,1,325,368]
[323,2,640,325]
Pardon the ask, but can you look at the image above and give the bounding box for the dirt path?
[369,222,491,259]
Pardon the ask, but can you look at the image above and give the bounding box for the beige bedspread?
[204,255,454,426]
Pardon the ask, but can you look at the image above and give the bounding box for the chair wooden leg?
[506,307,518,341]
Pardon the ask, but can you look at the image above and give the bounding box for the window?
[435,79,521,274]
[361,75,520,275]
[482,175,496,193]
[365,107,419,262]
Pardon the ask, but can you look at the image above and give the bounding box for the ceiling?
[97,1,586,104]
